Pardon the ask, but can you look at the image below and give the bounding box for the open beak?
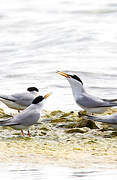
[44,93,51,99]
[57,71,70,78]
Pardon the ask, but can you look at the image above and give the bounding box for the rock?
[78,118,99,129]
[65,128,87,134]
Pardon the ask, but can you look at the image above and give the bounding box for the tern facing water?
[57,71,117,114]
[0,87,39,112]
[0,93,51,136]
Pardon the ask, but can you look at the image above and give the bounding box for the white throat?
[27,101,44,112]
[68,78,85,100]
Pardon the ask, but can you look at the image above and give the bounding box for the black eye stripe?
[27,87,39,92]
[70,75,83,85]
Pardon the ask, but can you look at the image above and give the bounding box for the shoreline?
[0,108,117,169]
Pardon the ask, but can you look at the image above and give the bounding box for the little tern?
[0,93,51,136]
[0,87,39,112]
[84,113,117,129]
[57,71,117,114]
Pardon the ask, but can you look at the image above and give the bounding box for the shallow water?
[1,164,117,180]
[0,0,117,112]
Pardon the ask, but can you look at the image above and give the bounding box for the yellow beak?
[57,71,70,78]
[44,93,51,99]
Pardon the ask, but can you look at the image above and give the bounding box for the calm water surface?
[0,0,117,111]
[0,0,117,179]
[1,164,117,180]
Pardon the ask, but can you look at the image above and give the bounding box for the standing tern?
[0,94,51,137]
[0,87,39,112]
[57,71,117,114]
[84,113,117,129]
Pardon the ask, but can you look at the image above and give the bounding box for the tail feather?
[108,102,117,107]
[0,118,13,126]
[103,98,117,102]
[0,96,15,102]
[83,114,97,120]
[83,114,105,123]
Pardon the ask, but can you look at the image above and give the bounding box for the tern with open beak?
[57,71,117,114]
[0,87,39,112]
[0,93,51,137]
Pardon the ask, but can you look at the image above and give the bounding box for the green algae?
[0,108,13,118]
[50,110,63,116]
[76,118,99,129]
[78,110,87,117]
[0,108,116,168]
[65,128,87,134]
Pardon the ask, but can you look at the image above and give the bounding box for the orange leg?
[21,130,24,136]
[27,130,31,137]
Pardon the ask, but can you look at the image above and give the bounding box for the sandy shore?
[0,108,117,169]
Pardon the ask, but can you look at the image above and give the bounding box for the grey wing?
[0,110,40,127]
[11,110,40,126]
[0,92,34,106]
[77,93,117,108]
[0,94,16,102]
[0,117,14,126]
[12,93,35,106]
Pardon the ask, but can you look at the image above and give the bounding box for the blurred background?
[0,0,117,111]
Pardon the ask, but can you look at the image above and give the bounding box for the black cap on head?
[27,87,39,92]
[70,75,83,85]
[32,96,44,104]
